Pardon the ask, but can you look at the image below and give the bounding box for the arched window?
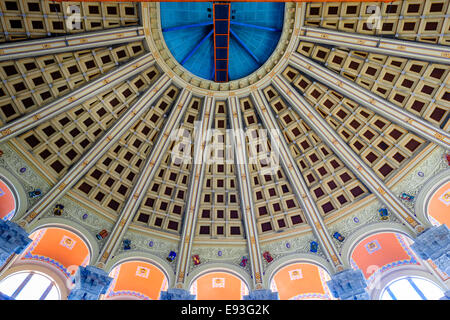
[350,232,420,289]
[0,271,60,300]
[381,276,445,300]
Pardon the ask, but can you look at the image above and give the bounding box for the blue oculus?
[160,2,284,82]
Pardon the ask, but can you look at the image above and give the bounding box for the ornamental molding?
[0,143,50,211]
[103,250,176,289]
[26,216,101,264]
[260,232,327,272]
[188,245,251,276]
[262,252,334,288]
[143,2,298,93]
[117,229,179,274]
[390,146,447,215]
[414,167,450,227]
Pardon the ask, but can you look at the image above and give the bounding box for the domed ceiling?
[0,0,448,292]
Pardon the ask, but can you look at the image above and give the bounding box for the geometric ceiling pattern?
[0,0,448,297]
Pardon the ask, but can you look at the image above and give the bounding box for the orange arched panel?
[108,261,168,300]
[193,272,247,300]
[272,263,330,300]
[24,228,90,276]
[351,233,417,279]
[0,180,15,220]
[427,181,450,226]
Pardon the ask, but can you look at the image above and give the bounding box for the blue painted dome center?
[160,2,284,82]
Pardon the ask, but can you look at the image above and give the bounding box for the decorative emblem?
[435,133,444,141]
[240,256,248,267]
[212,278,225,288]
[289,269,303,280]
[333,232,345,242]
[28,189,42,198]
[136,266,150,279]
[310,241,318,253]
[416,225,425,233]
[379,208,389,220]
[365,240,381,254]
[60,236,76,250]
[439,189,450,206]
[331,255,339,264]
[406,216,416,225]
[192,255,201,265]
[167,251,176,262]
[96,229,108,240]
[53,204,64,216]
[263,251,273,263]
[123,239,131,250]
[400,193,414,202]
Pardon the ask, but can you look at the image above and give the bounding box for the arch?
[21,226,91,279]
[0,262,71,300]
[264,253,334,289]
[27,217,99,264]
[340,222,415,268]
[0,179,16,221]
[414,168,450,227]
[184,262,252,292]
[0,269,60,300]
[344,224,450,300]
[105,251,175,291]
[186,263,251,300]
[350,231,421,286]
[264,253,334,300]
[368,264,447,300]
[105,259,169,300]
[0,167,27,221]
